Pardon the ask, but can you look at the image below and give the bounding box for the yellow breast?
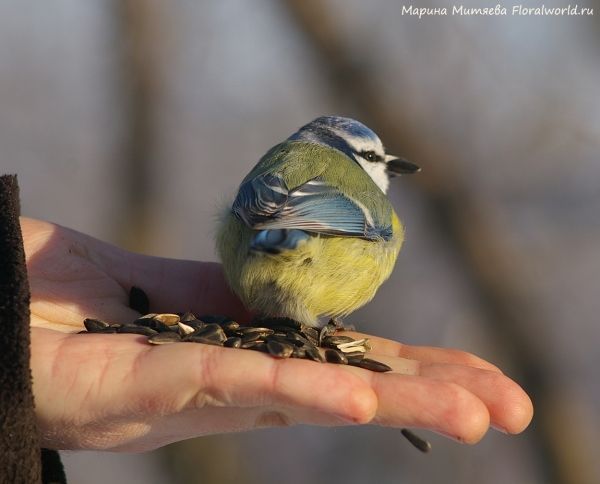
[216,210,403,327]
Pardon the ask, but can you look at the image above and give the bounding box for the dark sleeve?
[0,175,67,484]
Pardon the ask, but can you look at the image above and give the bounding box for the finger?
[344,354,533,440]
[32,329,378,448]
[22,219,140,329]
[346,367,491,444]
[86,239,252,324]
[129,337,377,421]
[22,218,252,324]
[145,260,252,325]
[103,405,355,453]
[341,331,503,373]
[362,339,534,434]
[415,361,533,435]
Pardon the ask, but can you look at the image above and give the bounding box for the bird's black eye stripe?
[361,150,382,162]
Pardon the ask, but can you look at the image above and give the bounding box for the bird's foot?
[319,318,355,345]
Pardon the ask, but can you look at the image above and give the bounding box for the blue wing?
[232,174,392,241]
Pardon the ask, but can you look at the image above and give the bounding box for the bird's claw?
[319,318,355,345]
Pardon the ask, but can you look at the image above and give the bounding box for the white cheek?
[355,158,390,194]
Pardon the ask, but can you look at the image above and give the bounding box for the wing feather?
[232,174,391,240]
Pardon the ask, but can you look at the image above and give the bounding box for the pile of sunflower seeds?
[78,286,431,452]
[81,312,393,373]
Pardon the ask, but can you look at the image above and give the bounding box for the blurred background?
[2,0,599,482]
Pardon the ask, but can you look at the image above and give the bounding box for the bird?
[215,116,420,336]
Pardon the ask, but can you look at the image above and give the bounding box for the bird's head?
[287,116,420,194]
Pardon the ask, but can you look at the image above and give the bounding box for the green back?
[242,141,393,228]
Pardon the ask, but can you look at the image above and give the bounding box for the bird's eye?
[363,151,377,162]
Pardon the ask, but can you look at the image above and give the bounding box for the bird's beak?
[386,155,421,176]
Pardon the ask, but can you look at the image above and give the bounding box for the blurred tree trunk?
[114,0,171,252]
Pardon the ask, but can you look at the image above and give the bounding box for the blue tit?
[216,116,420,331]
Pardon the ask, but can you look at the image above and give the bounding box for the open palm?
[22,218,533,453]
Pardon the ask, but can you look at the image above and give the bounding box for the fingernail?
[490,423,509,434]
[434,430,464,443]
[328,412,359,424]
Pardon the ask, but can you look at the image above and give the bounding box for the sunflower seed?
[324,349,348,365]
[300,327,319,345]
[118,325,157,336]
[178,322,196,336]
[241,339,265,349]
[345,352,365,364]
[134,314,158,326]
[358,358,392,373]
[195,323,227,342]
[401,429,432,453]
[271,331,288,338]
[181,329,200,341]
[189,336,224,346]
[267,340,294,358]
[266,334,302,347]
[247,342,269,353]
[292,346,306,358]
[197,314,232,326]
[224,337,242,348]
[304,347,324,363]
[285,331,318,350]
[181,323,227,343]
[183,328,224,343]
[184,319,206,330]
[336,338,371,353]
[148,331,181,344]
[321,335,356,347]
[220,321,240,334]
[180,311,196,322]
[83,318,109,333]
[339,346,366,354]
[241,332,265,344]
[149,319,174,333]
[153,313,181,325]
[82,305,396,381]
[129,285,150,314]
[237,327,274,336]
[263,326,295,335]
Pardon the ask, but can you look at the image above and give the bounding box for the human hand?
[22,218,533,452]
[22,217,250,332]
